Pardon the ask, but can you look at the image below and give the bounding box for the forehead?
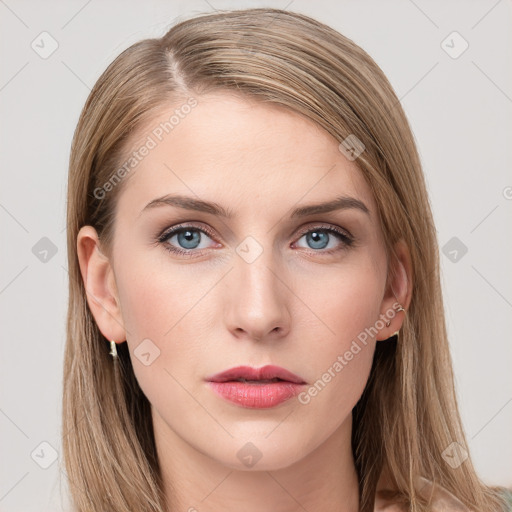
[115,91,377,222]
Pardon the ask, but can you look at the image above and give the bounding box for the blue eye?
[157,223,354,257]
[308,231,329,249]
[294,225,354,252]
[172,228,201,249]
[158,225,217,255]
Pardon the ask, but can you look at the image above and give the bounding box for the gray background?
[1,0,511,510]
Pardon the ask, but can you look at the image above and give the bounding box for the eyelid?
[157,222,217,242]
[295,222,353,240]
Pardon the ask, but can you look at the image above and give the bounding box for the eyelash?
[156,222,355,258]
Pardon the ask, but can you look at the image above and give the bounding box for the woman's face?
[84,91,405,471]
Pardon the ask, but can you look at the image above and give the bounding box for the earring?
[109,340,118,358]
[384,304,406,339]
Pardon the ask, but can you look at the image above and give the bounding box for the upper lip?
[206,365,306,384]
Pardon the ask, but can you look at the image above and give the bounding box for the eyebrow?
[139,194,370,219]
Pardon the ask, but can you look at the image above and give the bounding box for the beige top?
[375,476,471,511]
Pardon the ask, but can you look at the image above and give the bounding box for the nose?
[224,247,291,343]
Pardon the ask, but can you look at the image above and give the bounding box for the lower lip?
[207,381,305,408]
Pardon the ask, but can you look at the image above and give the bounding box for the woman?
[62,7,512,512]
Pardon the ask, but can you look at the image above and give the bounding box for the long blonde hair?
[63,8,509,511]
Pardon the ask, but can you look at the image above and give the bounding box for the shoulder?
[415,476,472,511]
[498,488,512,511]
[374,476,471,512]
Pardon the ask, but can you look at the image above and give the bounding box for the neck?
[153,409,360,512]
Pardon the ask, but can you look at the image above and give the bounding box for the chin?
[211,435,309,472]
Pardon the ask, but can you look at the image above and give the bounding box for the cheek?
[113,253,183,377]
[115,243,210,340]
[118,269,172,341]
[310,255,384,345]
[113,250,220,402]
[298,256,384,408]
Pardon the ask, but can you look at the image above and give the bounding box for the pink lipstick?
[205,365,306,409]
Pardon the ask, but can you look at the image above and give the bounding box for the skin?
[77,91,412,512]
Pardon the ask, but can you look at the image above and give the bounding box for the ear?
[76,225,126,345]
[375,238,413,341]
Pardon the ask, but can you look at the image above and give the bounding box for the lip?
[205,365,307,409]
[205,365,306,385]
